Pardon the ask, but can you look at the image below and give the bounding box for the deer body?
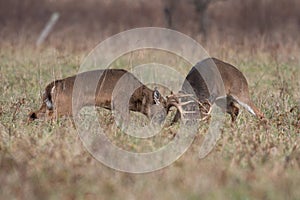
[173,58,264,123]
[29,69,173,122]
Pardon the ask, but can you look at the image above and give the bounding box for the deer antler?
[166,93,212,121]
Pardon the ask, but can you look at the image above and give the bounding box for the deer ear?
[153,87,161,105]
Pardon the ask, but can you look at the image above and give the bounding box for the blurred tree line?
[0,0,299,42]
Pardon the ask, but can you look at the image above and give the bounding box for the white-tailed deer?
[28,69,182,123]
[172,58,265,123]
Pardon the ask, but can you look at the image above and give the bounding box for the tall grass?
[0,0,299,199]
[0,34,299,199]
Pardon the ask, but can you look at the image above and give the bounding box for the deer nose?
[29,112,37,120]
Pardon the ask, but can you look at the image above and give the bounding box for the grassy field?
[0,38,299,200]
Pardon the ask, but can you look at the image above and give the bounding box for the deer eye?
[153,88,161,105]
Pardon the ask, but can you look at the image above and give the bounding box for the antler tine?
[187,96,211,114]
[167,93,194,99]
[166,92,213,122]
[180,100,195,106]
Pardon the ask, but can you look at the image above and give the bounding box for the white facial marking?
[235,99,256,116]
[45,98,53,109]
[51,86,55,95]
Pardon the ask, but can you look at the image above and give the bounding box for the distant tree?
[192,0,225,38]
[163,0,225,36]
[163,0,176,29]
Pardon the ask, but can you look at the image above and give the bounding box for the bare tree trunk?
[193,0,226,38]
[164,0,176,29]
[198,10,208,38]
[193,0,210,37]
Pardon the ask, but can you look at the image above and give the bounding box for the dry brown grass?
[0,36,299,199]
[0,0,300,199]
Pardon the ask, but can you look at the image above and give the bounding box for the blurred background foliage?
[1,0,299,49]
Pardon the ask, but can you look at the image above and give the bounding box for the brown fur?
[28,69,174,122]
[173,57,265,123]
